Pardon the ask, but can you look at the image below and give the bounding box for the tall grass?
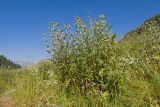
[0,69,16,94]
[11,62,160,106]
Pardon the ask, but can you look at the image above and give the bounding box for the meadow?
[0,15,160,107]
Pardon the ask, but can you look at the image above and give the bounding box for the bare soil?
[0,90,13,107]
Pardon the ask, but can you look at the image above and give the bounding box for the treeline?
[0,55,21,69]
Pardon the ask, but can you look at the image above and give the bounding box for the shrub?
[43,15,124,101]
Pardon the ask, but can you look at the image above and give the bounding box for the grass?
[8,63,159,107]
[0,61,159,106]
[0,69,16,94]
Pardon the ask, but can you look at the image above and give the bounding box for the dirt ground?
[0,91,13,107]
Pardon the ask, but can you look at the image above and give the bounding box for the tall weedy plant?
[43,15,123,101]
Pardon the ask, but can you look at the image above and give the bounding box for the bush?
[43,15,124,101]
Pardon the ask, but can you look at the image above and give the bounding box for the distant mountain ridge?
[0,55,21,69]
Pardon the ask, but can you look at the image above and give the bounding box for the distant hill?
[119,14,160,63]
[0,55,21,69]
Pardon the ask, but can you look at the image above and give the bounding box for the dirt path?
[0,90,14,107]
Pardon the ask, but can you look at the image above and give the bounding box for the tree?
[0,55,21,69]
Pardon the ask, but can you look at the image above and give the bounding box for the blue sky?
[0,0,160,63]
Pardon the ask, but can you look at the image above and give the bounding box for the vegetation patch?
[0,14,160,107]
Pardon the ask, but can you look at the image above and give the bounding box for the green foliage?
[37,60,54,80]
[120,14,160,62]
[0,55,21,69]
[119,14,160,82]
[0,69,16,94]
[43,15,124,101]
[11,61,160,107]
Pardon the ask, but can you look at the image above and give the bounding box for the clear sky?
[0,0,160,63]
